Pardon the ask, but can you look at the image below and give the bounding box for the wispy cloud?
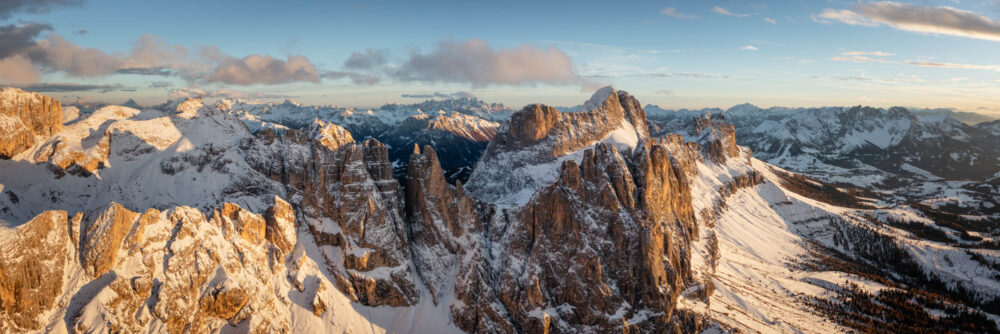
[712,6,751,17]
[661,7,698,19]
[169,87,295,100]
[816,2,1000,41]
[740,45,759,51]
[0,0,79,19]
[400,91,475,99]
[20,82,126,93]
[907,60,1000,71]
[148,81,173,88]
[842,51,894,57]
[642,72,730,79]
[830,51,894,63]
[763,17,777,24]
[322,70,380,85]
[343,48,388,69]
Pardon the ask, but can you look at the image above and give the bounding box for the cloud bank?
[817,2,1000,41]
[343,49,387,69]
[0,24,324,86]
[392,38,584,87]
[0,0,79,19]
[206,54,320,85]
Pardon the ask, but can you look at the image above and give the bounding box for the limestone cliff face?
[466,87,653,205]
[489,142,700,333]
[405,87,709,332]
[405,145,477,300]
[0,211,71,332]
[694,113,741,164]
[486,87,649,161]
[246,123,418,307]
[0,198,298,333]
[0,88,62,158]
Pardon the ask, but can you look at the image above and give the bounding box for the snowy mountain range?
[0,87,998,333]
[220,97,504,181]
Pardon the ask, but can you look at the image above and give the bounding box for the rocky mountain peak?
[306,118,355,150]
[0,87,62,159]
[466,87,651,205]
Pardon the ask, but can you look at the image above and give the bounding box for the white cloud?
[907,60,1000,71]
[393,38,584,87]
[0,24,324,86]
[830,51,894,63]
[712,6,750,17]
[831,55,889,63]
[0,54,38,84]
[661,7,698,19]
[763,17,777,24]
[740,45,759,51]
[816,2,1000,41]
[169,87,293,99]
[842,51,894,57]
[206,54,320,85]
[343,48,388,69]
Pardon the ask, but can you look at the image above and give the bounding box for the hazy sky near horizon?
[2,0,1000,115]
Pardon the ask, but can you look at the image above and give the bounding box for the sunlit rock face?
[245,123,419,307]
[0,199,298,333]
[0,88,62,159]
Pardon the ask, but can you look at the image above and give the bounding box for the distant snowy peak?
[306,119,355,150]
[910,107,999,125]
[0,87,62,159]
[218,97,511,142]
[381,97,512,121]
[646,102,1000,186]
[977,119,1000,136]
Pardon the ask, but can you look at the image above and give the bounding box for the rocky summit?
[0,87,998,333]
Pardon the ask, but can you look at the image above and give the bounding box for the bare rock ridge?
[0,88,62,159]
[246,123,419,307]
[465,86,653,205]
[403,86,714,332]
[0,199,299,333]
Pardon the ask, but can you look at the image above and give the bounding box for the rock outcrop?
[0,88,62,158]
[0,197,301,333]
[419,86,709,332]
[693,113,741,163]
[246,124,419,307]
[466,86,651,205]
[0,210,71,332]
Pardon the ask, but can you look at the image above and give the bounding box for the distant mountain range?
[645,103,1000,185]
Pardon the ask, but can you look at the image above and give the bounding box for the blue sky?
[3,0,1000,115]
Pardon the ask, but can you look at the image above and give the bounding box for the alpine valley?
[1,86,998,334]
